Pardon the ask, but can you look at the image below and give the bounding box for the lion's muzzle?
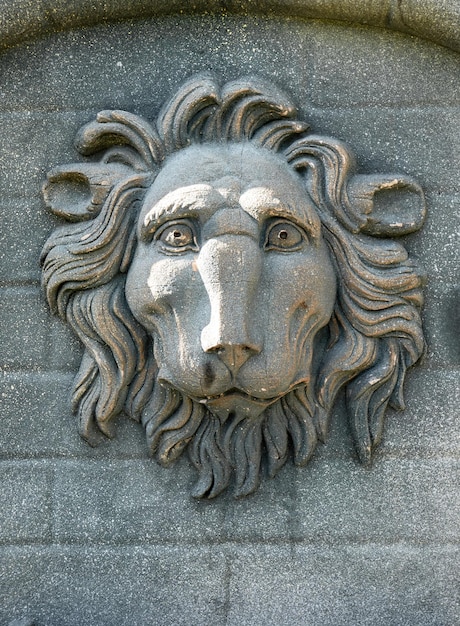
[198,234,263,375]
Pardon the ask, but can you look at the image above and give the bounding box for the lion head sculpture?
[41,75,426,498]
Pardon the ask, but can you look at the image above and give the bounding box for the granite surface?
[0,0,460,52]
[0,9,459,626]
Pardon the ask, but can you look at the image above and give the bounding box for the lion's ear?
[347,174,426,236]
[43,162,133,221]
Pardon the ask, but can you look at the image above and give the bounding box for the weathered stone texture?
[0,546,228,625]
[1,0,460,52]
[0,545,458,625]
[227,544,460,626]
[0,10,458,626]
[0,288,51,369]
[0,462,52,543]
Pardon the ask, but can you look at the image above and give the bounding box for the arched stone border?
[1,0,459,53]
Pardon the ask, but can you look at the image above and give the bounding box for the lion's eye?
[265,221,306,251]
[156,221,198,252]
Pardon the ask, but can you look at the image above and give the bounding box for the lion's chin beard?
[141,380,321,499]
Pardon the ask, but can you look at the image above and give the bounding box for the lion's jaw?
[125,144,336,415]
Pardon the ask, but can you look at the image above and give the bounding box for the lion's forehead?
[139,147,322,238]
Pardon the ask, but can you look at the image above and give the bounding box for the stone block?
[291,458,460,543]
[0,287,51,370]
[0,16,318,113]
[404,192,460,285]
[0,461,52,542]
[0,0,51,49]
[0,111,91,200]
[48,317,83,372]
[306,107,460,193]
[309,22,460,108]
[0,545,227,625]
[422,283,460,368]
[0,199,54,283]
[6,15,457,116]
[0,372,149,459]
[7,618,35,626]
[223,462,296,541]
[382,367,460,457]
[53,459,228,543]
[0,372,80,458]
[152,432,459,545]
[396,0,460,53]
[227,544,460,626]
[275,0,391,24]
[52,456,460,545]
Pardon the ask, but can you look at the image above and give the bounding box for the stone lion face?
[41,75,425,498]
[126,143,336,422]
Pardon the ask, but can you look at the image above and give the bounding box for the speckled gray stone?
[405,192,460,284]
[305,107,460,193]
[0,112,90,199]
[0,5,459,625]
[0,372,149,459]
[308,23,460,108]
[53,459,228,544]
[227,544,460,626]
[1,0,460,53]
[0,199,54,283]
[0,287,51,370]
[0,546,228,625]
[0,462,52,542]
[382,368,460,457]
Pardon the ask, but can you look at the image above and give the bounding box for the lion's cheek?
[126,253,234,396]
[235,245,336,395]
[125,253,201,329]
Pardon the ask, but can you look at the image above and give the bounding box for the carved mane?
[41,75,425,497]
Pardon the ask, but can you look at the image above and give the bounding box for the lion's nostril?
[203,362,215,388]
[211,343,260,374]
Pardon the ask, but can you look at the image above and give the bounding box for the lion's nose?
[202,342,261,373]
[198,235,262,374]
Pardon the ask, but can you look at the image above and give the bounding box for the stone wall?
[0,5,459,624]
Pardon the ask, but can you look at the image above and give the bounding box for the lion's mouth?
[198,386,306,422]
[200,389,276,421]
[159,377,307,422]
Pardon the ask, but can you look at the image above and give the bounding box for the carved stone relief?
[41,75,426,498]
